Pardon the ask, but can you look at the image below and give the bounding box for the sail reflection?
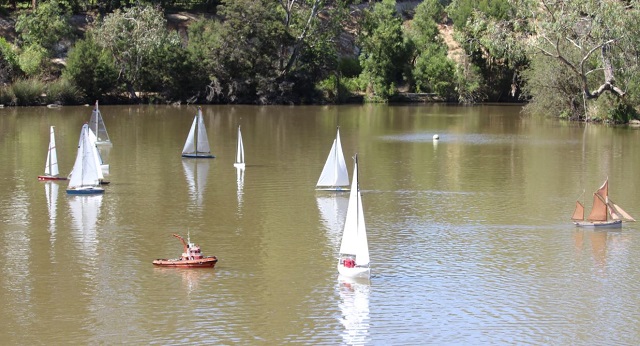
[182,159,210,207]
[317,194,348,250]
[338,276,370,345]
[68,195,103,256]
[44,182,59,242]
[236,167,245,211]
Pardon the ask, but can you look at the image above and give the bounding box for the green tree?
[189,0,346,104]
[469,0,640,121]
[407,0,455,99]
[92,4,181,100]
[448,0,524,102]
[0,37,19,83]
[15,0,73,52]
[63,34,118,102]
[358,0,407,101]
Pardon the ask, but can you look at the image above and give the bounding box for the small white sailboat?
[317,127,349,191]
[572,178,635,228]
[182,107,215,158]
[38,126,67,181]
[87,126,110,177]
[337,154,370,279]
[66,124,105,195]
[89,100,111,145]
[234,125,245,169]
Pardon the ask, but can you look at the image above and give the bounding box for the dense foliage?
[0,0,639,122]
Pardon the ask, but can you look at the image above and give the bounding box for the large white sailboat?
[38,126,67,181]
[182,107,215,158]
[66,124,105,195]
[234,125,245,169]
[317,127,349,191]
[337,154,370,279]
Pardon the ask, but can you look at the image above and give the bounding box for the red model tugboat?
[153,233,218,268]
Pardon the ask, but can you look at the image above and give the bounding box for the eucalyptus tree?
[512,0,639,120]
[188,0,346,104]
[15,0,73,52]
[92,4,182,100]
[446,0,524,102]
[406,0,456,99]
[358,0,407,101]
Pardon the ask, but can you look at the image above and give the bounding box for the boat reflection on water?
[68,194,103,256]
[182,159,210,208]
[236,167,244,212]
[153,267,216,295]
[44,181,59,243]
[338,275,370,345]
[316,194,348,250]
[573,229,631,273]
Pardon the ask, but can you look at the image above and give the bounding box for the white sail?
[182,116,197,154]
[88,101,111,144]
[338,155,370,266]
[234,125,245,168]
[182,108,213,157]
[317,127,349,190]
[67,124,103,192]
[44,126,60,176]
[87,127,109,176]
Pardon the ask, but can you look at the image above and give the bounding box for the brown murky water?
[1,104,639,344]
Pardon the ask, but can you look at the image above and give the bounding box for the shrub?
[63,36,118,101]
[339,57,362,78]
[18,44,47,77]
[45,77,81,105]
[11,78,45,105]
[0,86,16,105]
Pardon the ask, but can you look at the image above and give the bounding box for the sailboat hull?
[574,220,622,228]
[38,175,67,181]
[316,186,350,192]
[153,257,218,268]
[338,263,371,279]
[182,154,216,158]
[66,187,105,195]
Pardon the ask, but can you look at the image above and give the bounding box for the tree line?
[0,0,638,123]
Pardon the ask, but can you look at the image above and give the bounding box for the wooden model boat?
[153,233,218,268]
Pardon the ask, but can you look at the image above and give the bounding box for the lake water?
[0,104,639,345]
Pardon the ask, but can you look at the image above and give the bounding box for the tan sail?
[595,179,608,201]
[587,192,608,221]
[608,200,636,222]
[571,201,584,221]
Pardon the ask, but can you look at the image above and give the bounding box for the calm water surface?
[0,104,639,345]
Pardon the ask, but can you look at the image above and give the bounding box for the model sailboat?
[234,125,245,169]
[89,101,111,145]
[317,127,349,191]
[572,178,635,228]
[182,107,215,158]
[337,154,370,279]
[38,126,67,180]
[66,124,105,195]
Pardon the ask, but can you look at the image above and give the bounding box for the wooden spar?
[172,233,188,253]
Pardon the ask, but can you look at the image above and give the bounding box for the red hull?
[38,175,67,181]
[152,256,218,268]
